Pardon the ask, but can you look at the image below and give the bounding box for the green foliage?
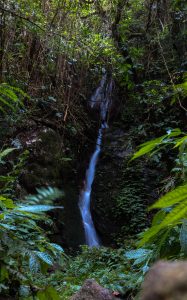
[112,186,147,234]
[139,184,187,246]
[151,184,187,209]
[131,129,187,251]
[125,126,187,292]
[0,148,29,197]
[36,287,61,300]
[0,148,64,297]
[26,187,64,205]
[39,246,146,299]
[0,83,27,114]
[0,186,64,294]
[0,148,17,163]
[131,128,183,161]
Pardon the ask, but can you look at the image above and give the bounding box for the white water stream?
[79,74,113,247]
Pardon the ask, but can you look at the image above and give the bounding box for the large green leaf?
[140,199,187,246]
[150,184,187,209]
[37,287,60,300]
[131,136,165,161]
[49,243,64,253]
[139,225,163,246]
[131,128,182,161]
[161,199,187,227]
[35,252,53,266]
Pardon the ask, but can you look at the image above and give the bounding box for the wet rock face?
[14,126,85,248]
[19,127,65,191]
[141,261,187,300]
[91,127,147,244]
[91,126,167,245]
[70,279,116,300]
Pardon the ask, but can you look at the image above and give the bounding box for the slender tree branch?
[157,34,187,112]
[0,6,47,32]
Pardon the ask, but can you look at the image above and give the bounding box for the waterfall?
[79,74,113,247]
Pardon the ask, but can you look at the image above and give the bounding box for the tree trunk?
[111,0,138,84]
[0,5,5,83]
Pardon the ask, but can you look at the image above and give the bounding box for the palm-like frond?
[0,83,28,113]
[26,187,63,204]
[140,184,187,246]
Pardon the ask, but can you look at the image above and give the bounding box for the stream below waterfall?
[79,74,113,247]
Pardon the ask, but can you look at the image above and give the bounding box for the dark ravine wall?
[13,125,85,249]
[1,112,98,250]
[91,123,169,246]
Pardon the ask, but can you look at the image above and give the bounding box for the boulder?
[70,279,116,300]
[141,260,187,300]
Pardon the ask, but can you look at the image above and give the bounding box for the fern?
[26,187,63,204]
[0,83,28,113]
[0,186,65,295]
[17,204,63,213]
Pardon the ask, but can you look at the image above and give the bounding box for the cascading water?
[79,74,113,247]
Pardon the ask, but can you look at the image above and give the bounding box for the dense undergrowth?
[0,0,187,299]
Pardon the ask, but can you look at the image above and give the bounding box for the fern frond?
[150,184,187,209]
[16,205,63,213]
[174,136,187,148]
[139,225,163,246]
[0,83,26,113]
[26,187,63,204]
[140,198,187,246]
[0,96,16,111]
[161,199,187,227]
